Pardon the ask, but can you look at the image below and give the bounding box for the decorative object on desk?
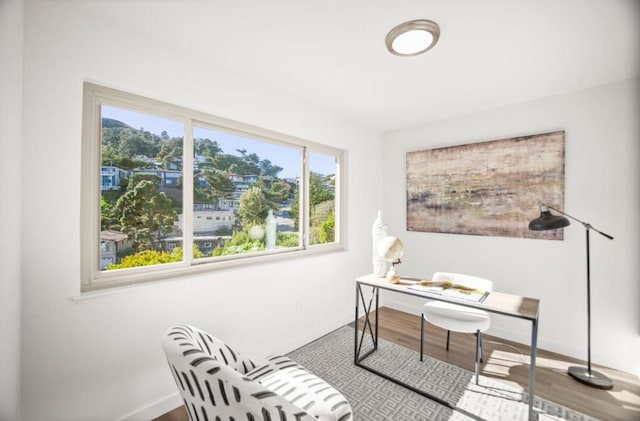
[410,279,489,303]
[377,236,404,283]
[386,267,400,284]
[371,210,389,277]
[406,130,565,239]
[529,203,614,389]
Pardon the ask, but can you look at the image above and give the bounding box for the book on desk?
[404,279,489,303]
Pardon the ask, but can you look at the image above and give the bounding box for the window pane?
[308,151,337,245]
[99,105,184,270]
[192,126,301,258]
[83,83,345,291]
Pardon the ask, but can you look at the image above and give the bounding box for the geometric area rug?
[286,326,601,421]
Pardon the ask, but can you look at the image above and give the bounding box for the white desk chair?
[420,272,493,384]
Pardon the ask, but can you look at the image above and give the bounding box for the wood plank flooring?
[154,307,640,421]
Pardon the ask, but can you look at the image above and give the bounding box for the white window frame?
[80,82,345,292]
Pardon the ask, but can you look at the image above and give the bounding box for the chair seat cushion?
[246,356,352,421]
[423,301,491,333]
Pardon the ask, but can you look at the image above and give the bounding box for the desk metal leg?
[374,286,379,348]
[354,282,359,364]
[354,296,481,421]
[355,283,379,363]
[528,319,538,421]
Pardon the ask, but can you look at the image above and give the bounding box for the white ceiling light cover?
[386,19,440,56]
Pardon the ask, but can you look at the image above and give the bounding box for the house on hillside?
[101,166,127,191]
[130,169,182,187]
[99,230,131,269]
[174,207,235,235]
[161,235,232,255]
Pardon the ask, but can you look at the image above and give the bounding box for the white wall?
[20,2,382,420]
[0,0,24,420]
[381,78,640,376]
[17,1,638,419]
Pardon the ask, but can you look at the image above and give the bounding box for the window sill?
[77,243,344,297]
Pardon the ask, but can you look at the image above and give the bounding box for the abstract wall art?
[406,131,565,240]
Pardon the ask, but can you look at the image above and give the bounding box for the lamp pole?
[545,205,614,389]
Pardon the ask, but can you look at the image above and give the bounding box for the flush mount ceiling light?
[385,19,440,56]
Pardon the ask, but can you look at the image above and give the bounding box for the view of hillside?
[99,114,336,270]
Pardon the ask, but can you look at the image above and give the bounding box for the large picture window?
[81,83,343,291]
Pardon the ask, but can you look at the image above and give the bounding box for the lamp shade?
[528,206,570,231]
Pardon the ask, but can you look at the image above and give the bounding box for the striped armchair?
[162,325,353,421]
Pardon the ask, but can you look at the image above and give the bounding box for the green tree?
[116,127,146,157]
[238,185,270,227]
[319,211,335,243]
[125,173,162,191]
[290,172,334,229]
[207,154,242,174]
[277,232,299,248]
[290,187,300,230]
[195,138,222,157]
[100,195,122,230]
[193,181,212,203]
[157,138,182,169]
[217,230,265,256]
[108,245,202,269]
[202,159,236,208]
[268,179,292,204]
[101,119,164,161]
[259,159,283,178]
[113,179,177,252]
[109,249,175,268]
[171,244,204,260]
[309,200,334,244]
[309,172,334,205]
[233,149,261,175]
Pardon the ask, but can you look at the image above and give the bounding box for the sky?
[102,105,336,179]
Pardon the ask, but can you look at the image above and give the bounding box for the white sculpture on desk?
[371,210,389,277]
[377,236,404,284]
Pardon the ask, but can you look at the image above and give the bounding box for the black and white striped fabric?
[162,325,353,421]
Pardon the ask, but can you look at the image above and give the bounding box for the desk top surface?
[356,273,539,321]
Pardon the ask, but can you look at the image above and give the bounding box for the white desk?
[354,273,540,421]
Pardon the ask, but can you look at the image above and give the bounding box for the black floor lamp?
[528,204,614,389]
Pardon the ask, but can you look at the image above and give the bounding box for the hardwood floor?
[154,307,640,421]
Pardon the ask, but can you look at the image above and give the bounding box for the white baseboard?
[270,312,355,356]
[115,392,182,421]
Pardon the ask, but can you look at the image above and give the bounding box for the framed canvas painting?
[406,131,565,240]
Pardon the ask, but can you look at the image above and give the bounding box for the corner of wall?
[0,0,24,419]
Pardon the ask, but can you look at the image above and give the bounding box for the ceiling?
[93,0,639,133]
